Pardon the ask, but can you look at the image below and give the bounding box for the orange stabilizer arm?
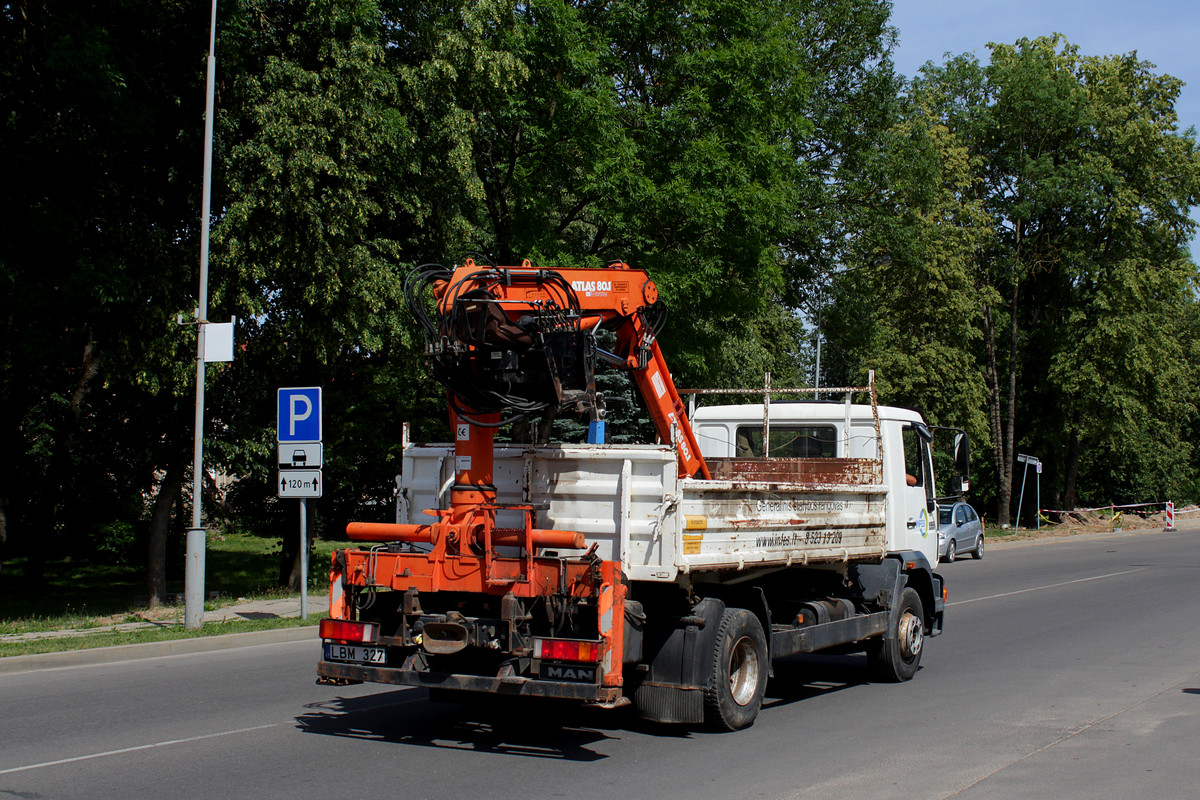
[346,522,432,542]
[345,522,585,550]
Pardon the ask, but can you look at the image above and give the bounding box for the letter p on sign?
[278,387,322,442]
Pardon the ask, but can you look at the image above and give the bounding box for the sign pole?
[278,387,322,620]
[1015,461,1029,530]
[300,498,309,619]
[1036,464,1041,530]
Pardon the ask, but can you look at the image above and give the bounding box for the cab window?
[901,426,925,487]
[735,425,838,458]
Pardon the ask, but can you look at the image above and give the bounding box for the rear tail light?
[533,637,601,663]
[320,618,379,643]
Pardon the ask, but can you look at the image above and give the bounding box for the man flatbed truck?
[317,259,967,730]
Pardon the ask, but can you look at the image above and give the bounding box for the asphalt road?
[3,528,1200,799]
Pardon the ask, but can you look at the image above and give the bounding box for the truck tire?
[703,608,768,731]
[866,587,924,682]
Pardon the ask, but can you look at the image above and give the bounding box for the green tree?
[0,1,204,596]
[978,37,1200,521]
[822,56,993,442]
[210,0,437,587]
[846,36,1200,523]
[382,0,815,388]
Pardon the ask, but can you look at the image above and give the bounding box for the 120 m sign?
[278,468,322,498]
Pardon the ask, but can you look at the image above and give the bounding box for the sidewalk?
[0,595,326,675]
[0,594,326,645]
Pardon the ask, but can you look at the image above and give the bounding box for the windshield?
[938,507,953,526]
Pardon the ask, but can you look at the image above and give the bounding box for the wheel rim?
[728,636,761,706]
[897,610,923,662]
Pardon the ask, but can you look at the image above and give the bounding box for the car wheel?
[973,534,984,560]
[946,540,956,562]
[865,587,924,682]
[703,608,768,731]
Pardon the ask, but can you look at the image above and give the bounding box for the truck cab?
[691,401,941,564]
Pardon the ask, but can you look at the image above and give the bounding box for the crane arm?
[408,258,710,480]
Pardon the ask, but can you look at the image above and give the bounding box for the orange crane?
[335,259,708,698]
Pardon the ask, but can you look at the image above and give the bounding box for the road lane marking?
[0,723,277,775]
[948,568,1145,606]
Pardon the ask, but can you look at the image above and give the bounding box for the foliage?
[0,0,203,580]
[822,36,1200,521]
[2,0,1198,602]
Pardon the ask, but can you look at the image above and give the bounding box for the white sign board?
[279,443,323,468]
[203,318,237,363]
[278,468,323,498]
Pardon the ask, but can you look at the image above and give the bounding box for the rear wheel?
[973,535,985,559]
[703,608,768,731]
[866,587,925,682]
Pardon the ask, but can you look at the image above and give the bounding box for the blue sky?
[887,0,1200,261]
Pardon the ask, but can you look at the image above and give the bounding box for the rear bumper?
[317,659,622,703]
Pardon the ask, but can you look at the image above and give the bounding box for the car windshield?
[938,507,953,526]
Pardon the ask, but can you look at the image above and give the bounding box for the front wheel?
[945,540,956,562]
[703,608,768,731]
[866,587,925,682]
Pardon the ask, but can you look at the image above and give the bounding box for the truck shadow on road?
[762,653,880,711]
[295,657,875,756]
[296,689,638,760]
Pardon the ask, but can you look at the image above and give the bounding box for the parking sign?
[278,387,322,442]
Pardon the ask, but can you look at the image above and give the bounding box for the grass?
[0,532,341,639]
[0,613,328,658]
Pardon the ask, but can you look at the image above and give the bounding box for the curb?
[0,625,319,676]
[985,524,1197,549]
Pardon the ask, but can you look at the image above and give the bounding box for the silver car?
[938,502,983,562]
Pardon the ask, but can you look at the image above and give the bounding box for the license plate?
[324,643,386,665]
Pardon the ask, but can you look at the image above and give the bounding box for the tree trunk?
[1001,280,1019,523]
[28,339,102,582]
[278,501,313,591]
[1062,420,1081,511]
[982,280,1020,527]
[983,303,1009,526]
[147,463,184,609]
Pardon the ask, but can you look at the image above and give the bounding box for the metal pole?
[300,498,309,620]
[185,0,219,630]
[1036,464,1041,530]
[1015,462,1029,530]
[813,287,822,399]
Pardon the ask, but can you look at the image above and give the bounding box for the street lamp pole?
[185,0,218,630]
[813,285,823,398]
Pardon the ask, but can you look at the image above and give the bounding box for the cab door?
[900,423,938,562]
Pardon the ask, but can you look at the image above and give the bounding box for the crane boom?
[407,258,709,480]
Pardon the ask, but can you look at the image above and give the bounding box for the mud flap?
[633,597,725,724]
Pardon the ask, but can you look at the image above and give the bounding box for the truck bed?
[400,444,888,581]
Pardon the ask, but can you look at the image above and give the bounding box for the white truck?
[317,260,967,730]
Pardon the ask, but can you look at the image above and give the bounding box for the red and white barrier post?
[1165,501,1176,532]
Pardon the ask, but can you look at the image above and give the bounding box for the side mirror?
[953,432,970,482]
